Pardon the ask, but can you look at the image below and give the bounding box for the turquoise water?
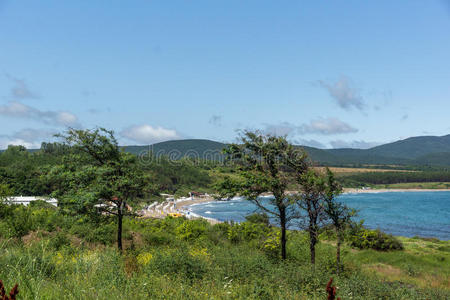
[189,192,450,240]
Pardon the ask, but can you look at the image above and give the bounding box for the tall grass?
[0,208,448,299]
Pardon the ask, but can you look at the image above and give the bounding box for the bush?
[349,228,404,251]
[175,219,208,241]
[147,249,208,281]
[48,232,71,250]
[7,205,32,238]
[70,221,116,245]
[262,229,280,258]
[227,222,269,243]
[245,213,270,226]
[142,230,175,246]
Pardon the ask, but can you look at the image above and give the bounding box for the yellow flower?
[137,252,153,266]
[189,247,210,260]
[54,252,64,265]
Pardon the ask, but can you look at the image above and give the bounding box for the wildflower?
[137,252,153,266]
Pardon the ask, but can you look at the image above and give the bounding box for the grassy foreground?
[0,212,449,299]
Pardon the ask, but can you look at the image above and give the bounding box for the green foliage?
[48,232,71,250]
[146,249,208,281]
[342,171,450,185]
[217,131,309,260]
[0,183,12,200]
[175,219,208,241]
[245,212,270,226]
[70,220,116,245]
[349,225,404,251]
[263,229,281,258]
[227,221,269,244]
[0,207,447,299]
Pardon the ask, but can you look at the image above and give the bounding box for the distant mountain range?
[3,134,450,166]
[123,134,450,166]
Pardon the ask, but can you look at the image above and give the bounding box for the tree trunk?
[336,228,341,275]
[117,203,123,252]
[309,230,316,266]
[280,209,287,260]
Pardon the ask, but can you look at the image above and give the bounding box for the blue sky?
[1,0,449,149]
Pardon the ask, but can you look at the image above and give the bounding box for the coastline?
[176,197,216,210]
[145,188,450,225]
[178,188,450,211]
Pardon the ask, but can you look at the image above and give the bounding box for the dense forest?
[340,171,450,186]
[0,143,214,199]
[2,142,450,198]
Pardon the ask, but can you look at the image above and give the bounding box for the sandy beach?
[175,196,216,210]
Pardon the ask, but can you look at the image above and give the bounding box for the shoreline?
[145,188,450,225]
[180,188,450,214]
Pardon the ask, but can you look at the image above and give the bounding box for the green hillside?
[123,139,227,160]
[121,135,450,166]
[367,134,450,159]
[5,134,450,166]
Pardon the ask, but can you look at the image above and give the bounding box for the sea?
[188,191,450,240]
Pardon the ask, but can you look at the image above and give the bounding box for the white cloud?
[298,117,358,135]
[263,122,297,136]
[0,128,55,149]
[329,140,381,149]
[0,101,79,127]
[120,124,180,144]
[318,76,365,111]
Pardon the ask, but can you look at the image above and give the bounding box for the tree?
[217,131,308,259]
[293,169,328,266]
[322,168,354,274]
[54,128,149,251]
[0,183,12,202]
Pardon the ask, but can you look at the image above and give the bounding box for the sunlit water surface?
[188,192,450,240]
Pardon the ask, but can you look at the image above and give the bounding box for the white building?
[6,196,58,207]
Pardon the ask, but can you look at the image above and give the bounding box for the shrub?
[7,205,32,238]
[70,221,116,245]
[0,221,12,238]
[142,230,175,246]
[262,229,280,258]
[148,249,208,281]
[349,228,403,251]
[30,208,62,232]
[48,232,71,250]
[245,213,270,226]
[175,219,208,241]
[227,222,268,243]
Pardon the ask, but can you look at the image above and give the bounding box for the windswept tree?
[216,131,308,259]
[52,128,149,251]
[293,169,328,266]
[323,168,355,274]
[294,168,353,270]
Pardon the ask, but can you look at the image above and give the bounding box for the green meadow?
[0,203,448,299]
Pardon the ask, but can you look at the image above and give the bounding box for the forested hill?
[123,139,227,160]
[365,135,450,159]
[3,134,450,166]
[122,135,450,166]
